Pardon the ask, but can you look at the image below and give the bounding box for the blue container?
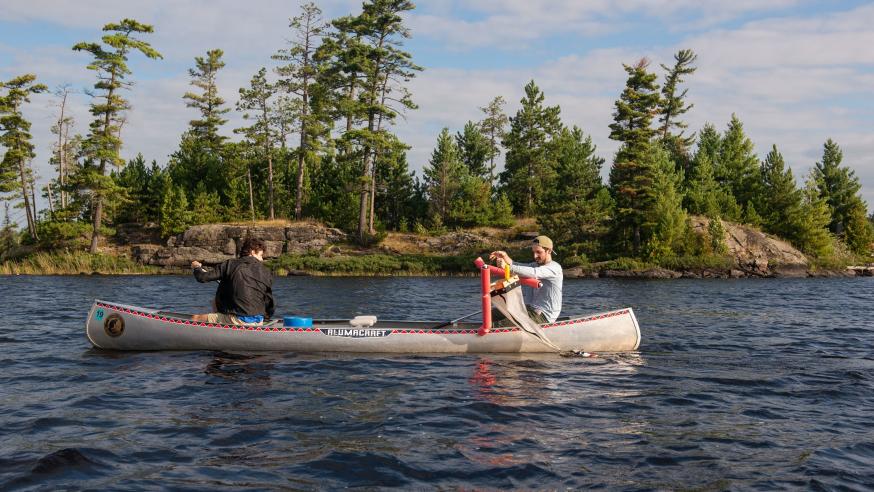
[284,316,313,328]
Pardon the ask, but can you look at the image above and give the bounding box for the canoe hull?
[86,300,641,353]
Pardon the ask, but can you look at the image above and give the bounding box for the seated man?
[489,235,563,323]
[191,237,275,325]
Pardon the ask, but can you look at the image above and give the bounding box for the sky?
[2,0,874,225]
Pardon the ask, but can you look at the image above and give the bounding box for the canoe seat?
[349,315,377,327]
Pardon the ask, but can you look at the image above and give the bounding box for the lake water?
[1,275,872,490]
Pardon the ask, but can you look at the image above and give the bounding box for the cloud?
[4,0,874,213]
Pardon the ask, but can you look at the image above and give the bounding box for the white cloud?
[4,0,874,215]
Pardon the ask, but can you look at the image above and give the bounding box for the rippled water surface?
[1,275,873,490]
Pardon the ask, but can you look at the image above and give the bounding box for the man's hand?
[191,260,202,269]
[489,250,512,267]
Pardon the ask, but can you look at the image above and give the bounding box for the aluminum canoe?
[85,299,641,353]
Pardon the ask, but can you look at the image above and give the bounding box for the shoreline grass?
[0,251,166,275]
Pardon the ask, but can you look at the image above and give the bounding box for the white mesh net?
[491,287,561,352]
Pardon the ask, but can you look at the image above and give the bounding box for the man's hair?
[240,237,266,257]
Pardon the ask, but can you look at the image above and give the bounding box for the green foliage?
[306,154,360,230]
[658,49,697,167]
[537,126,610,257]
[375,151,425,231]
[183,49,229,149]
[160,184,192,237]
[72,18,162,251]
[479,96,508,185]
[608,59,661,255]
[707,216,728,255]
[844,202,874,256]
[1,74,48,240]
[271,252,475,276]
[456,120,491,179]
[191,185,223,225]
[657,253,734,271]
[489,193,515,228]
[424,128,466,224]
[756,145,804,242]
[812,139,872,254]
[686,124,742,221]
[796,175,835,257]
[645,148,688,261]
[33,220,94,249]
[716,114,760,210]
[500,80,562,215]
[600,257,653,271]
[113,154,167,224]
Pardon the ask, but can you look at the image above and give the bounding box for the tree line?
[1,2,872,263]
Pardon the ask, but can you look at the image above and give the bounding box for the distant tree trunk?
[90,70,118,253]
[56,89,69,209]
[263,105,275,220]
[16,153,37,240]
[247,164,256,224]
[296,97,307,220]
[47,182,56,215]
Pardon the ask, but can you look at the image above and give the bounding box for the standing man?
[191,237,275,325]
[489,235,563,323]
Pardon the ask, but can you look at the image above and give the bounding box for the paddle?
[430,309,482,330]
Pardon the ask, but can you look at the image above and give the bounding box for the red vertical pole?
[479,264,491,336]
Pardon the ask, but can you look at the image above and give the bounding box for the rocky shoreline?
[108,220,869,279]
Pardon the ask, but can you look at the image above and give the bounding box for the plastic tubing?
[473,257,541,289]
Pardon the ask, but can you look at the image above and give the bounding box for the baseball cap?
[532,235,555,253]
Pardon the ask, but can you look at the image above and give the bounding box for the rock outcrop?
[690,216,809,277]
[132,223,346,267]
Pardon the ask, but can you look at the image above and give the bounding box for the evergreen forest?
[2,2,873,269]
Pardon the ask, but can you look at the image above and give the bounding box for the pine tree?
[273,2,329,219]
[797,173,834,257]
[183,49,229,150]
[455,121,491,179]
[73,19,162,252]
[812,140,866,237]
[608,58,661,254]
[658,51,696,142]
[0,74,47,241]
[479,96,508,187]
[645,147,688,260]
[756,145,804,243]
[191,183,223,225]
[500,80,562,215]
[844,202,874,256]
[716,114,760,213]
[685,123,741,220]
[160,183,192,237]
[375,150,422,230]
[236,67,278,220]
[537,126,610,256]
[352,0,422,242]
[113,153,149,223]
[423,128,465,225]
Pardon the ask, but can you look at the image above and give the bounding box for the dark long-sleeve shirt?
[193,255,275,318]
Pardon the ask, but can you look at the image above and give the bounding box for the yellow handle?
[504,263,511,280]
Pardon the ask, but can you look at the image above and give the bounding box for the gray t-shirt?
[510,260,563,322]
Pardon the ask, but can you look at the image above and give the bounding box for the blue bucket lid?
[283,316,313,327]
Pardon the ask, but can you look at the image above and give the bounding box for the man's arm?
[265,286,275,318]
[192,260,224,283]
[510,262,561,280]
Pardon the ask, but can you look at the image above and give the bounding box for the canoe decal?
[93,302,629,335]
[320,328,392,338]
